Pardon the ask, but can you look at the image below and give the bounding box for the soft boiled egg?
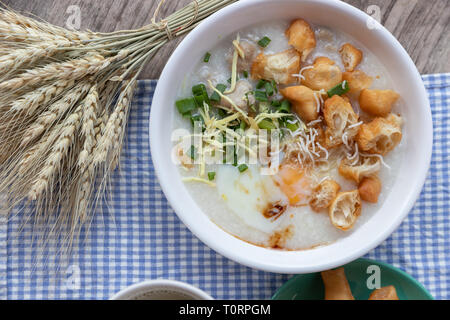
[216,163,312,234]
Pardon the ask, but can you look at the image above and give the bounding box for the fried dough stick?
[368,286,399,300]
[321,268,355,300]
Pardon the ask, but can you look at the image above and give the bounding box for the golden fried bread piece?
[323,95,359,148]
[356,115,402,155]
[339,156,381,183]
[339,43,363,72]
[251,48,300,84]
[321,268,355,300]
[280,85,319,122]
[329,190,362,231]
[385,113,403,127]
[309,179,341,212]
[359,89,400,117]
[302,57,343,91]
[342,70,373,94]
[369,286,399,300]
[358,176,382,203]
[285,19,316,62]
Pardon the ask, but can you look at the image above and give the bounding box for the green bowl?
[272,258,433,300]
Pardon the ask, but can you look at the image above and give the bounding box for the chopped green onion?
[271,80,278,93]
[238,164,248,173]
[254,90,268,102]
[190,113,204,127]
[286,122,299,132]
[210,83,227,102]
[192,84,210,106]
[217,108,227,118]
[192,83,211,108]
[258,36,271,48]
[192,83,207,96]
[203,52,211,63]
[264,81,274,96]
[208,172,216,181]
[232,152,238,167]
[256,79,266,89]
[271,100,281,108]
[243,70,249,78]
[278,100,291,113]
[189,145,196,160]
[258,119,276,130]
[327,81,350,97]
[176,98,196,115]
[239,120,247,131]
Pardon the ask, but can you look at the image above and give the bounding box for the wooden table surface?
[5,0,449,78]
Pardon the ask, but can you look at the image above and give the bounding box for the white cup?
[110,280,213,300]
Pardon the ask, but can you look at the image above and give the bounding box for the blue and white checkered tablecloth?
[0,74,448,300]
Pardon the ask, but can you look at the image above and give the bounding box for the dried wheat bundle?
[0,0,237,244]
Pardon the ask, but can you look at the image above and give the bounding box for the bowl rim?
[271,257,435,300]
[149,0,433,273]
[110,279,213,300]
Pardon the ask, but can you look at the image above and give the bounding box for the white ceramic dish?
[110,280,213,300]
[150,0,432,273]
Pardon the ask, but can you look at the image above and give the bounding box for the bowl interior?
[150,0,432,273]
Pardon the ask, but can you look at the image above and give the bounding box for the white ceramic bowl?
[150,0,432,273]
[110,280,213,300]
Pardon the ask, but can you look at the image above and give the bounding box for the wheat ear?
[21,81,90,147]
[9,79,75,115]
[0,20,69,43]
[78,85,99,167]
[93,79,137,166]
[0,54,109,91]
[0,40,73,75]
[0,9,93,41]
[28,105,83,200]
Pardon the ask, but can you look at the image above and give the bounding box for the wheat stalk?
[0,0,238,259]
[78,85,99,167]
[0,54,110,91]
[28,105,83,201]
[21,81,91,147]
[93,79,136,166]
[0,40,73,75]
[0,9,94,41]
[8,79,75,115]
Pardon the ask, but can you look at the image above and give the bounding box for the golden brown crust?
[302,57,343,91]
[328,190,362,231]
[385,113,403,127]
[338,156,381,183]
[369,286,399,300]
[358,176,382,203]
[321,268,355,300]
[309,179,341,212]
[342,70,373,94]
[285,19,316,62]
[280,85,319,122]
[356,115,402,155]
[251,48,300,84]
[339,43,363,72]
[359,89,400,117]
[323,95,359,148]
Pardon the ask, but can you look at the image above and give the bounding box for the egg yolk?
[276,164,311,205]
